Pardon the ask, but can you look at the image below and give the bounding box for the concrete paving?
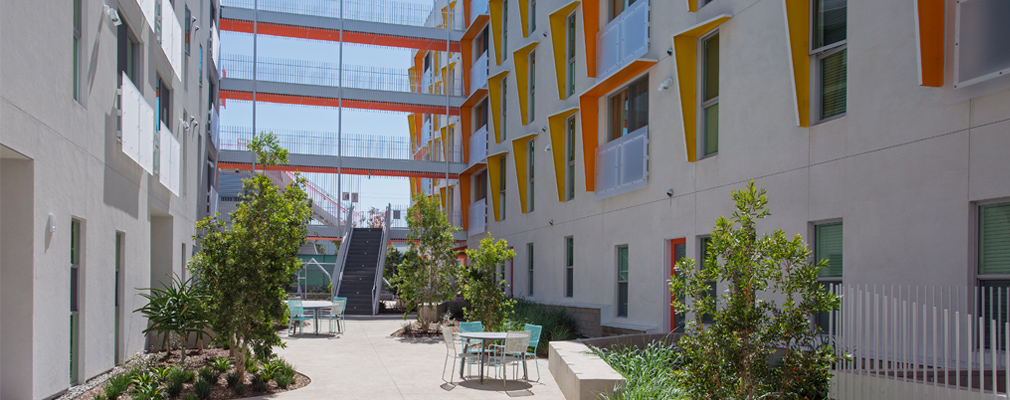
[250,314,566,399]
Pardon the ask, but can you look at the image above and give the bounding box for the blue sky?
[220,0,440,212]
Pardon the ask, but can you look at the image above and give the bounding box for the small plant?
[103,372,133,399]
[225,371,241,388]
[592,342,684,400]
[193,378,213,400]
[197,366,218,384]
[131,371,165,400]
[210,357,232,373]
[401,321,414,334]
[232,383,246,396]
[274,371,295,389]
[182,369,196,383]
[250,375,268,392]
[165,367,187,398]
[183,394,199,400]
[94,394,108,400]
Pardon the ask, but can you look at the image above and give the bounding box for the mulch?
[73,348,309,400]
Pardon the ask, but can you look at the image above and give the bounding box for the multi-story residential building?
[454,0,1010,336]
[0,0,221,397]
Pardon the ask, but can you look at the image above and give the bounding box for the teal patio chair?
[287,300,312,336]
[523,324,543,381]
[458,321,484,350]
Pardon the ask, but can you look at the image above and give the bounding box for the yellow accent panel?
[550,1,581,100]
[487,153,505,221]
[519,0,530,38]
[440,187,448,210]
[687,0,698,12]
[440,123,456,159]
[577,59,656,191]
[408,113,417,148]
[511,135,536,214]
[488,70,509,143]
[512,41,539,126]
[582,0,599,77]
[783,0,809,127]
[548,107,579,201]
[489,0,504,65]
[672,15,731,163]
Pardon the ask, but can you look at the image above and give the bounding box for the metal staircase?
[334,227,384,315]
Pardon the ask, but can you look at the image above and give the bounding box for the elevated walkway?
[219,55,465,114]
[221,2,463,52]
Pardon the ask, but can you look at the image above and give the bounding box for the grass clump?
[505,298,580,355]
[591,342,684,400]
[193,378,213,400]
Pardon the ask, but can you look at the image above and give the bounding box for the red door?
[669,238,686,332]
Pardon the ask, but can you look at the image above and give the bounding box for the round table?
[459,332,513,384]
[299,300,333,335]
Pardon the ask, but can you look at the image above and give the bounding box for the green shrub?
[103,372,133,399]
[183,394,198,400]
[165,367,188,398]
[182,369,196,383]
[130,371,164,400]
[505,299,580,355]
[232,383,246,396]
[592,342,684,400]
[274,371,295,389]
[225,372,240,388]
[210,357,232,373]
[250,375,268,392]
[197,366,218,384]
[93,394,108,400]
[193,378,213,400]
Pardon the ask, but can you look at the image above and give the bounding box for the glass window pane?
[609,90,628,141]
[629,78,649,132]
[618,283,628,316]
[816,222,844,277]
[703,34,720,102]
[703,104,719,156]
[820,49,847,119]
[617,247,629,281]
[980,203,1010,275]
[814,0,847,49]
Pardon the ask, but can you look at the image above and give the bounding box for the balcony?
[470,0,489,26]
[119,73,155,174]
[469,124,488,166]
[160,2,184,80]
[210,107,220,150]
[595,125,648,200]
[470,51,489,96]
[597,0,649,79]
[468,198,486,236]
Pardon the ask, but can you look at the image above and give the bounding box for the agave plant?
[134,275,210,361]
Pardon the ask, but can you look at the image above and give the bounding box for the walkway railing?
[221,55,464,96]
[221,0,464,30]
[331,203,354,299]
[221,126,416,160]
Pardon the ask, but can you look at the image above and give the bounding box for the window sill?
[811,113,846,127]
[698,152,718,161]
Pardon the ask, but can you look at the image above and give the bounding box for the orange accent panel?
[220,19,462,52]
[218,162,459,179]
[915,0,944,87]
[576,59,655,191]
[462,37,473,94]
[668,237,686,332]
[460,171,472,230]
[582,0,599,78]
[219,90,461,115]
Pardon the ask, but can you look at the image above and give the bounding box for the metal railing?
[469,125,488,166]
[220,126,421,160]
[468,198,486,236]
[285,171,346,226]
[221,55,465,96]
[469,0,489,25]
[595,125,649,200]
[597,0,649,79]
[331,203,355,299]
[221,0,464,29]
[372,203,392,315]
[388,204,410,228]
[470,51,489,95]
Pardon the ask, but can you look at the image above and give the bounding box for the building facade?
[0,0,220,397]
[454,0,1010,335]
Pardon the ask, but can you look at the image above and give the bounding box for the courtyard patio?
[254,314,566,399]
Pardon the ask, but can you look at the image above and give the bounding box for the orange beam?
[582,0,599,77]
[915,0,944,87]
[221,18,462,52]
[220,90,461,116]
[219,162,459,179]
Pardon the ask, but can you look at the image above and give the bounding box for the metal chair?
[523,324,543,381]
[491,331,531,388]
[458,321,484,350]
[441,326,480,385]
[287,300,312,335]
[322,299,346,334]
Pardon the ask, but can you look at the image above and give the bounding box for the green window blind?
[703,34,719,102]
[820,49,847,119]
[816,222,843,277]
[980,203,1010,275]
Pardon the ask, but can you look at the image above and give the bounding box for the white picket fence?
[826,284,1010,400]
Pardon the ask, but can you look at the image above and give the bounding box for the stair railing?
[331,203,355,299]
[372,203,392,315]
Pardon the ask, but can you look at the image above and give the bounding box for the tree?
[384,245,404,296]
[670,181,842,400]
[134,275,209,363]
[360,207,386,228]
[188,132,312,381]
[390,194,459,329]
[459,235,515,330]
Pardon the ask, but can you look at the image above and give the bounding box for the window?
[476,99,489,129]
[529,51,536,123]
[812,0,847,120]
[617,246,629,317]
[815,222,843,280]
[672,241,687,332]
[530,0,537,33]
[475,170,488,201]
[502,0,509,60]
[70,219,82,383]
[157,78,171,127]
[501,77,508,141]
[609,0,638,21]
[566,12,577,98]
[199,45,204,86]
[184,6,191,55]
[979,203,1010,278]
[118,18,139,84]
[73,0,82,101]
[699,237,716,324]
[499,156,507,220]
[608,76,649,141]
[565,237,574,297]
[528,243,535,296]
[565,116,576,200]
[114,232,123,365]
[527,139,535,212]
[701,32,720,157]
